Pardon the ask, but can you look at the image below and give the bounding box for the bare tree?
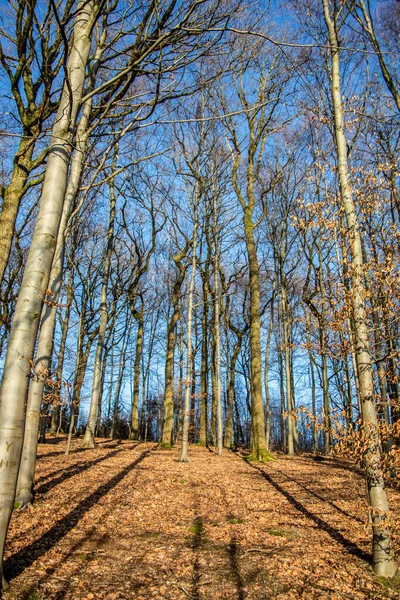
[322,0,397,577]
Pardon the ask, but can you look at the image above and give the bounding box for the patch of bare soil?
[3,439,400,599]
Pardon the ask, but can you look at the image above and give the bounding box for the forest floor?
[3,439,400,600]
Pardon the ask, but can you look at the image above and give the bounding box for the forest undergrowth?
[3,439,400,600]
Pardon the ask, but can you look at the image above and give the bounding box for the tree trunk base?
[2,573,10,591]
[80,434,96,449]
[160,442,172,449]
[373,564,399,579]
[15,490,34,511]
[246,448,275,463]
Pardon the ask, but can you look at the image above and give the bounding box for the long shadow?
[190,516,202,600]
[37,447,87,460]
[227,536,246,600]
[36,440,130,461]
[246,461,370,564]
[35,442,141,485]
[294,455,363,477]
[274,470,364,525]
[18,528,99,600]
[35,448,124,496]
[4,447,154,581]
[38,437,65,446]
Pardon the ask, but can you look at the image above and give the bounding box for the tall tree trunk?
[289,350,299,451]
[70,332,97,440]
[110,324,130,440]
[386,334,399,448]
[82,149,117,448]
[210,303,217,446]
[176,315,185,443]
[180,216,198,462]
[305,319,319,453]
[106,347,115,438]
[360,238,390,428]
[318,247,331,454]
[224,332,243,449]
[50,267,74,435]
[323,0,397,576]
[65,313,85,457]
[281,281,295,455]
[24,35,104,441]
[264,294,274,451]
[130,303,144,440]
[214,244,223,457]
[199,273,209,446]
[162,252,187,446]
[15,84,98,502]
[0,1,98,583]
[190,344,197,443]
[65,309,97,455]
[277,296,287,454]
[97,299,118,436]
[320,331,330,453]
[243,205,269,460]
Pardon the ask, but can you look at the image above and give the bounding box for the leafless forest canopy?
[0,0,399,596]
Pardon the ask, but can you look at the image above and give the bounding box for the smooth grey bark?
[65,308,97,455]
[96,299,119,436]
[210,319,217,446]
[15,51,104,505]
[142,308,160,439]
[110,321,130,440]
[303,248,331,455]
[199,255,211,446]
[82,149,118,448]
[305,318,319,453]
[189,332,197,444]
[224,327,245,449]
[323,0,397,577]
[106,345,115,438]
[214,249,223,457]
[176,313,185,443]
[0,1,98,585]
[130,303,144,440]
[213,192,223,456]
[180,215,198,462]
[162,246,189,446]
[281,281,295,455]
[264,293,275,451]
[50,269,74,435]
[276,288,287,454]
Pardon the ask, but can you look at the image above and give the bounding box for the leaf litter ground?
[3,439,400,600]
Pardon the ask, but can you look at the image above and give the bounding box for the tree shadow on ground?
[37,447,87,460]
[273,469,364,524]
[17,528,103,600]
[35,442,141,485]
[190,516,203,600]
[4,447,155,582]
[227,535,246,600]
[294,455,363,476]
[246,461,370,564]
[35,448,125,496]
[38,437,65,446]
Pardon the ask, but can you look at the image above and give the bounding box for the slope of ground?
[3,439,400,600]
